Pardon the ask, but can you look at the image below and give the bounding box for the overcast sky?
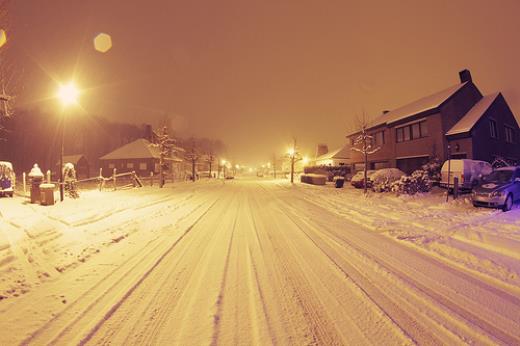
[7,0,520,164]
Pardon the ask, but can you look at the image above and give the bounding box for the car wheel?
[503,194,513,212]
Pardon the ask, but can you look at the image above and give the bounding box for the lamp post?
[57,82,79,201]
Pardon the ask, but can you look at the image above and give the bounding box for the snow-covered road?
[1,179,519,345]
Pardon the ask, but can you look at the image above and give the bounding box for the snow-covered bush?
[391,169,432,195]
[421,157,441,183]
[371,168,405,192]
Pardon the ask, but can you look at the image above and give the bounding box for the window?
[396,127,404,142]
[420,121,429,137]
[489,120,497,138]
[396,120,428,143]
[127,162,134,169]
[411,123,420,139]
[403,126,410,141]
[505,126,514,143]
[139,162,147,170]
[108,163,115,169]
[372,130,385,146]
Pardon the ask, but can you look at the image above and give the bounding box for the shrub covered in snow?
[391,169,432,195]
[371,168,405,192]
[421,157,442,183]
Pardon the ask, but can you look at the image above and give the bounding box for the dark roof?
[446,93,500,136]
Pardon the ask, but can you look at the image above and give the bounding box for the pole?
[290,155,295,183]
[446,145,451,202]
[59,117,64,201]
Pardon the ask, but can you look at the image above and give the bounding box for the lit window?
[127,162,134,169]
[139,162,147,170]
[108,163,115,169]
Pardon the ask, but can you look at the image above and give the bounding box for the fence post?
[150,171,154,186]
[46,170,51,184]
[98,168,103,191]
[453,177,459,200]
[113,168,117,191]
[23,172,26,195]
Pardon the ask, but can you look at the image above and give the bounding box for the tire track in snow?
[274,187,520,345]
[18,192,222,346]
[209,193,239,346]
[78,195,222,346]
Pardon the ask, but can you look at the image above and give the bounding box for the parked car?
[350,170,376,188]
[370,168,406,186]
[440,159,492,191]
[472,166,520,211]
[0,161,15,197]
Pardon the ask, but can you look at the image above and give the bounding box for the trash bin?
[40,183,55,206]
[28,164,44,204]
[334,176,345,188]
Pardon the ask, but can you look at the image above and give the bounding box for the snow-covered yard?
[293,182,520,286]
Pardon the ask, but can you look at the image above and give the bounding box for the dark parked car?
[0,161,15,197]
[472,166,520,211]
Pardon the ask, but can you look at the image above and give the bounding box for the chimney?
[316,144,328,158]
[143,124,153,141]
[459,69,472,83]
[382,110,390,114]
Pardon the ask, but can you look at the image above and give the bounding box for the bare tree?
[152,126,176,188]
[184,138,199,182]
[350,117,380,194]
[286,137,302,183]
[0,0,20,122]
[205,151,215,178]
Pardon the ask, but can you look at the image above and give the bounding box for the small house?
[99,138,183,178]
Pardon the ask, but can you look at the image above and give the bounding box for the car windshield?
[482,170,513,184]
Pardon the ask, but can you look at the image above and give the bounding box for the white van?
[440,159,492,190]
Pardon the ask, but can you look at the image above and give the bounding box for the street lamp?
[221,159,227,178]
[57,82,79,201]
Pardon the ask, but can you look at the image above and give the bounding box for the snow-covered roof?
[347,82,468,137]
[374,82,467,126]
[316,144,351,161]
[446,93,500,136]
[100,138,161,160]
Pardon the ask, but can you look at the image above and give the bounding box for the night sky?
[6,0,520,164]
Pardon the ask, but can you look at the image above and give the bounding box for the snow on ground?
[0,177,518,345]
[293,181,520,287]
[0,181,218,300]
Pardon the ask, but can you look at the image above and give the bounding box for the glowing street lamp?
[56,82,79,201]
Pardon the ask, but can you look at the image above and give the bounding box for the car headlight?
[491,191,504,198]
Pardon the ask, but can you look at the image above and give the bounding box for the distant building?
[99,138,184,178]
[60,154,90,179]
[313,144,351,166]
[347,69,520,173]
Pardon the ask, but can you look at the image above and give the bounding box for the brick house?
[347,70,520,174]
